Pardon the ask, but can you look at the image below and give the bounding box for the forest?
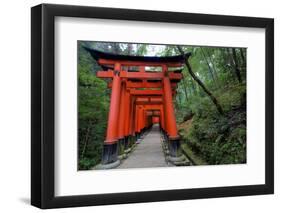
[78,41,246,170]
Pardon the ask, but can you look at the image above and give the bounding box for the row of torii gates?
[86,48,191,168]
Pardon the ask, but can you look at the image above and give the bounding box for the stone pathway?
[117,124,168,169]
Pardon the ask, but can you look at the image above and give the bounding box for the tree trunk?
[231,48,242,83]
[206,49,219,81]
[200,47,216,84]
[176,89,182,107]
[227,48,242,83]
[239,48,245,66]
[187,78,193,95]
[177,46,224,115]
[189,77,197,95]
[81,124,91,159]
[180,73,189,102]
[182,81,188,102]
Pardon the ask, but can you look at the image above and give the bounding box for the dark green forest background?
[78,41,246,170]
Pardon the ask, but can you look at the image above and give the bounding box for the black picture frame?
[31,3,274,209]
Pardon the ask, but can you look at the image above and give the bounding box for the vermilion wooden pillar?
[162,66,181,158]
[145,110,151,128]
[141,106,145,132]
[101,63,121,166]
[160,105,165,131]
[129,96,136,140]
[139,106,143,138]
[123,88,131,150]
[134,105,139,138]
[135,105,142,139]
[137,105,145,140]
[117,80,126,155]
[163,76,178,138]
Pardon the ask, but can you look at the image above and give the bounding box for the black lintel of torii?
[84,47,191,71]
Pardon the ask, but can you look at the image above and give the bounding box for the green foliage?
[173,46,247,165]
[79,157,98,170]
[78,41,110,170]
[179,84,246,165]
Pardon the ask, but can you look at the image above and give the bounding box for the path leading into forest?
[117,124,169,169]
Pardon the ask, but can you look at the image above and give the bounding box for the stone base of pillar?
[135,132,140,140]
[95,159,121,169]
[159,131,190,166]
[101,143,119,165]
[167,155,185,162]
[140,128,147,139]
[168,138,181,157]
[139,131,144,139]
[131,134,136,142]
[118,138,126,159]
[124,136,129,150]
[135,132,142,144]
[166,138,190,166]
[163,131,169,144]
[131,135,137,148]
[167,155,190,166]
[124,135,133,154]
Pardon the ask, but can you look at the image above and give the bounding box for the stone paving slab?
[117,124,168,169]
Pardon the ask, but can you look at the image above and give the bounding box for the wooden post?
[162,65,181,158]
[123,87,131,149]
[117,80,126,156]
[101,63,122,166]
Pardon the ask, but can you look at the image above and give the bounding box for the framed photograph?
[31,3,274,209]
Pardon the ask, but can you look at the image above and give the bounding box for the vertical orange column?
[142,107,145,129]
[105,63,122,143]
[140,106,144,132]
[136,105,144,140]
[162,67,179,139]
[117,80,126,156]
[143,108,146,129]
[126,93,135,150]
[117,81,126,141]
[142,106,145,133]
[135,105,138,133]
[101,63,122,166]
[144,110,148,128]
[160,106,165,130]
[162,65,181,158]
[135,105,140,139]
[123,88,131,137]
[129,96,136,139]
[140,66,146,136]
[136,105,141,133]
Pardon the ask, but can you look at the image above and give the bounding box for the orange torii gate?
[85,48,191,168]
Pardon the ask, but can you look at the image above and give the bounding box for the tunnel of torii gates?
[85,48,191,168]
